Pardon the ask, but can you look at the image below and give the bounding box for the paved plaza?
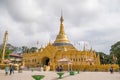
[0,70,120,80]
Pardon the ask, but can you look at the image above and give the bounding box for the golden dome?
[54,15,71,46]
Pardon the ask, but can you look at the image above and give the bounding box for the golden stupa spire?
[59,11,65,34]
[60,11,64,22]
[54,12,70,44]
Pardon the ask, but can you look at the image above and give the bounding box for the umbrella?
[58,58,72,71]
[58,58,71,63]
[86,59,94,62]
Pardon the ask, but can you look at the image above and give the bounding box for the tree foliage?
[0,48,14,59]
[96,52,112,64]
[110,41,120,65]
[30,47,37,53]
[22,46,37,53]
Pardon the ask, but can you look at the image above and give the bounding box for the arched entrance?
[42,57,50,66]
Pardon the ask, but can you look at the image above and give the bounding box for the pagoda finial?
[59,11,65,34]
[60,10,64,23]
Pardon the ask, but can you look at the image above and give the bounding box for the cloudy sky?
[0,0,120,54]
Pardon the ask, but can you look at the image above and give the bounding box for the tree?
[22,46,29,53]
[96,52,112,64]
[110,41,120,65]
[0,49,2,58]
[30,47,37,53]
[0,43,15,59]
[0,48,14,59]
[5,48,14,58]
[22,46,37,53]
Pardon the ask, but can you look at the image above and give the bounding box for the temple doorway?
[42,57,50,66]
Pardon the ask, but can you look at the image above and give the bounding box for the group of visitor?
[56,65,63,72]
[40,65,50,71]
[5,65,14,75]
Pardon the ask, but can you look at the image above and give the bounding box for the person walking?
[5,66,9,75]
[12,65,14,74]
[9,65,13,75]
[59,65,63,72]
[110,66,113,74]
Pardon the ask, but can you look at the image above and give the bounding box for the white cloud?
[0,0,120,54]
[5,0,42,22]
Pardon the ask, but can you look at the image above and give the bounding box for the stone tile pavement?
[0,70,120,80]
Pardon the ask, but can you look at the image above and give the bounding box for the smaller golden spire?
[83,43,86,51]
[40,45,43,52]
[90,47,93,52]
[97,54,100,65]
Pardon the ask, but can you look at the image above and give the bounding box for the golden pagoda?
[23,14,100,71]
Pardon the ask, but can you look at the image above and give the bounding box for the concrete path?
[0,70,120,80]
